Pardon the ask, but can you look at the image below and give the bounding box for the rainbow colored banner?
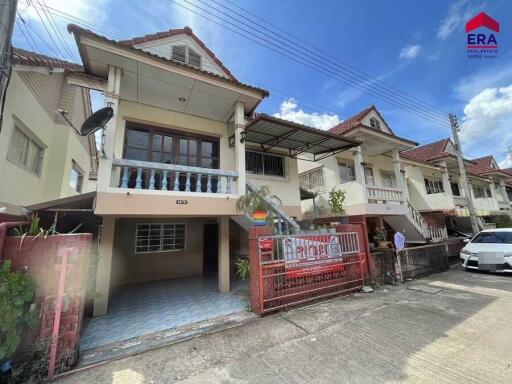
[252,211,267,226]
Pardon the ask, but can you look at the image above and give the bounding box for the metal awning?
[243,114,360,160]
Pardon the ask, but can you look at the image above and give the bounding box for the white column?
[234,101,246,196]
[392,149,408,201]
[438,161,455,208]
[97,66,122,191]
[218,216,230,293]
[499,179,510,204]
[93,216,116,316]
[489,180,499,210]
[353,146,367,201]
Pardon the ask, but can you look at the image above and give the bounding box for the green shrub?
[0,260,37,361]
[234,258,250,280]
[489,214,512,228]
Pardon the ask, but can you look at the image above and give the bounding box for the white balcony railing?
[111,159,238,194]
[427,226,448,243]
[453,196,466,206]
[299,168,326,193]
[367,186,404,203]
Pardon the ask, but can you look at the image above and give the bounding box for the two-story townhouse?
[64,23,358,345]
[298,105,448,245]
[401,140,511,233]
[0,48,96,208]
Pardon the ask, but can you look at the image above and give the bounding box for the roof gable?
[330,105,394,135]
[119,27,236,81]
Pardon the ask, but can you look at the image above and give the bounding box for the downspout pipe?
[0,221,28,260]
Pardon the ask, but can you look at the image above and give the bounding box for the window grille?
[246,151,285,177]
[135,223,186,253]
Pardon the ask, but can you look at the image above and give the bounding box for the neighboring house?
[298,105,448,244]
[0,48,97,207]
[401,142,511,230]
[65,24,357,316]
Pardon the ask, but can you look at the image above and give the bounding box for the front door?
[203,223,219,274]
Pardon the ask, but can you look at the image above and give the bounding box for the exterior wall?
[247,146,301,218]
[110,217,205,286]
[404,163,454,211]
[0,72,92,206]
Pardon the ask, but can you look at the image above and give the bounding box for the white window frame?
[246,150,286,179]
[69,160,84,193]
[380,170,397,188]
[364,166,375,186]
[424,178,444,194]
[338,161,356,184]
[369,117,381,130]
[171,45,202,69]
[6,116,46,177]
[135,223,186,254]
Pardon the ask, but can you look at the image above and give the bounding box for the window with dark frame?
[123,124,220,191]
[424,178,444,194]
[135,223,185,253]
[369,117,381,130]
[450,182,460,196]
[70,161,84,193]
[246,151,285,177]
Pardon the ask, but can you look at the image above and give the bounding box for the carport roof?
[244,114,360,160]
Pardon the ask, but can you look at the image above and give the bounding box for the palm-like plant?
[236,186,272,213]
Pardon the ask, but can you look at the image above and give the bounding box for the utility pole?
[449,113,479,234]
[0,0,18,132]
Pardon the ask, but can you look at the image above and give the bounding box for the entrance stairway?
[231,181,300,235]
[383,202,448,244]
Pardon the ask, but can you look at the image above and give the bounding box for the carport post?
[218,216,230,292]
[94,216,116,316]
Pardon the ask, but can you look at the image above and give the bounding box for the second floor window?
[246,151,285,178]
[7,125,44,176]
[364,167,375,186]
[369,117,381,130]
[338,162,355,184]
[171,45,202,69]
[380,171,397,188]
[424,178,444,194]
[450,182,460,196]
[473,185,491,198]
[70,161,84,193]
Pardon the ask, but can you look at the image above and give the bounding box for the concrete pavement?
[55,268,512,383]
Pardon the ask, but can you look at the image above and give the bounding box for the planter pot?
[252,210,268,226]
[0,359,12,376]
[378,241,389,248]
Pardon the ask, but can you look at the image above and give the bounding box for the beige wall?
[0,72,92,206]
[110,217,207,286]
[404,163,455,211]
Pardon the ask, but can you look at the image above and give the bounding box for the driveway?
[55,268,512,383]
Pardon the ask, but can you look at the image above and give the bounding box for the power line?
[171,0,451,128]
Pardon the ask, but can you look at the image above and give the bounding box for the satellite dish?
[79,107,113,136]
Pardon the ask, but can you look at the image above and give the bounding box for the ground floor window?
[424,178,444,194]
[135,223,186,253]
[246,150,285,177]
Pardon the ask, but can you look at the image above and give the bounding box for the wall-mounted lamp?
[360,161,368,167]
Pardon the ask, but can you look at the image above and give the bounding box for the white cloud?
[273,98,340,130]
[454,65,512,101]
[399,44,421,60]
[459,84,512,157]
[437,0,484,40]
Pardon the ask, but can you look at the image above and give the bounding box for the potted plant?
[234,257,250,280]
[236,186,272,225]
[374,228,389,248]
[0,260,37,375]
[328,188,347,224]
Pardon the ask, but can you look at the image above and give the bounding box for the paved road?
[56,268,512,383]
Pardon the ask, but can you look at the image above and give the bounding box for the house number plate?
[176,200,188,205]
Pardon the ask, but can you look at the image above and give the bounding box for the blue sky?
[13,0,512,165]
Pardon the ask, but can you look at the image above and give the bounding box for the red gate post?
[249,225,272,316]
[335,222,371,281]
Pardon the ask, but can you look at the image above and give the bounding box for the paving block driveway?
[56,268,512,384]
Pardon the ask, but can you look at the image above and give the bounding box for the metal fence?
[396,243,449,281]
[256,232,364,313]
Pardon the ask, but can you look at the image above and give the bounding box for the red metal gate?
[253,231,365,314]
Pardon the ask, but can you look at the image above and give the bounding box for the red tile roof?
[67,24,269,98]
[467,156,494,175]
[119,26,237,81]
[329,106,374,135]
[501,167,512,177]
[12,47,83,71]
[400,138,452,162]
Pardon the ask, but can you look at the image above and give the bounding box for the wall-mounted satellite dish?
[79,107,113,136]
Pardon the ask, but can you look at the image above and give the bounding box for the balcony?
[498,200,511,210]
[453,196,467,207]
[367,186,404,204]
[111,159,239,194]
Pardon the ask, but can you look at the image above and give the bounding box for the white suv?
[460,228,512,273]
